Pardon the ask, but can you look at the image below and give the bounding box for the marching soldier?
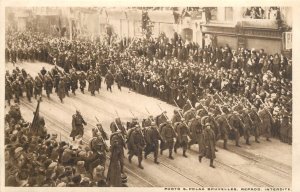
[228,111,244,147]
[70,71,78,95]
[258,105,274,141]
[105,70,114,92]
[241,108,252,145]
[188,115,206,161]
[107,130,127,186]
[34,76,43,100]
[201,123,216,168]
[44,74,53,99]
[174,118,191,157]
[215,106,230,149]
[115,70,124,91]
[57,76,66,103]
[24,76,34,102]
[64,73,71,97]
[12,79,21,104]
[70,110,87,141]
[79,71,86,94]
[127,125,145,169]
[88,73,96,96]
[127,117,139,130]
[5,79,13,106]
[144,121,161,164]
[89,135,109,168]
[95,71,102,94]
[160,120,177,159]
[249,106,261,143]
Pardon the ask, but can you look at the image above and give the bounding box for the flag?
[30,98,41,134]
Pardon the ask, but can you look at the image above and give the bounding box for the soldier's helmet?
[205,123,211,127]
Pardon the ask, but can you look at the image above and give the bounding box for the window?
[225,7,233,21]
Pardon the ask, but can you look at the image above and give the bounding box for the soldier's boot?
[235,141,241,147]
[160,149,163,155]
[223,140,228,150]
[246,138,251,145]
[72,137,75,141]
[215,148,218,152]
[266,138,271,142]
[47,94,50,99]
[174,146,177,153]
[138,158,144,169]
[255,137,260,143]
[154,157,159,164]
[168,149,174,160]
[210,159,215,168]
[183,150,188,158]
[144,153,148,159]
[128,155,133,163]
[198,155,203,163]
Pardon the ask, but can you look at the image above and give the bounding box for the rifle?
[156,103,169,120]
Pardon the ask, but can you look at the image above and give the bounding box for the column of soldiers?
[5,64,118,105]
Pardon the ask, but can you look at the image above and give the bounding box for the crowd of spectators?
[5,106,108,187]
[5,30,292,141]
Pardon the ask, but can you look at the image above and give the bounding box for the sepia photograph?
[1,2,295,190]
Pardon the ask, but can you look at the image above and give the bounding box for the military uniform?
[249,107,261,143]
[174,121,190,157]
[258,107,274,141]
[201,123,216,168]
[241,109,252,145]
[24,78,34,102]
[88,74,96,96]
[144,123,161,164]
[160,121,177,159]
[215,113,229,149]
[70,111,87,141]
[5,80,13,105]
[105,72,114,92]
[44,75,53,98]
[107,132,127,186]
[57,78,66,103]
[228,112,244,147]
[188,117,205,157]
[89,136,109,167]
[127,127,145,169]
[70,72,78,95]
[79,72,86,93]
[34,77,43,100]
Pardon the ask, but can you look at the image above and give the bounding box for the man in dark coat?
[174,119,191,157]
[201,123,216,168]
[34,76,43,100]
[24,77,34,102]
[160,120,177,159]
[249,106,261,143]
[127,125,145,169]
[107,131,127,186]
[79,72,86,94]
[188,115,205,159]
[57,77,66,103]
[5,80,13,106]
[44,75,53,99]
[228,111,244,147]
[258,106,274,141]
[144,122,161,164]
[115,71,124,91]
[105,71,114,92]
[88,73,96,96]
[70,110,87,141]
[70,71,78,95]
